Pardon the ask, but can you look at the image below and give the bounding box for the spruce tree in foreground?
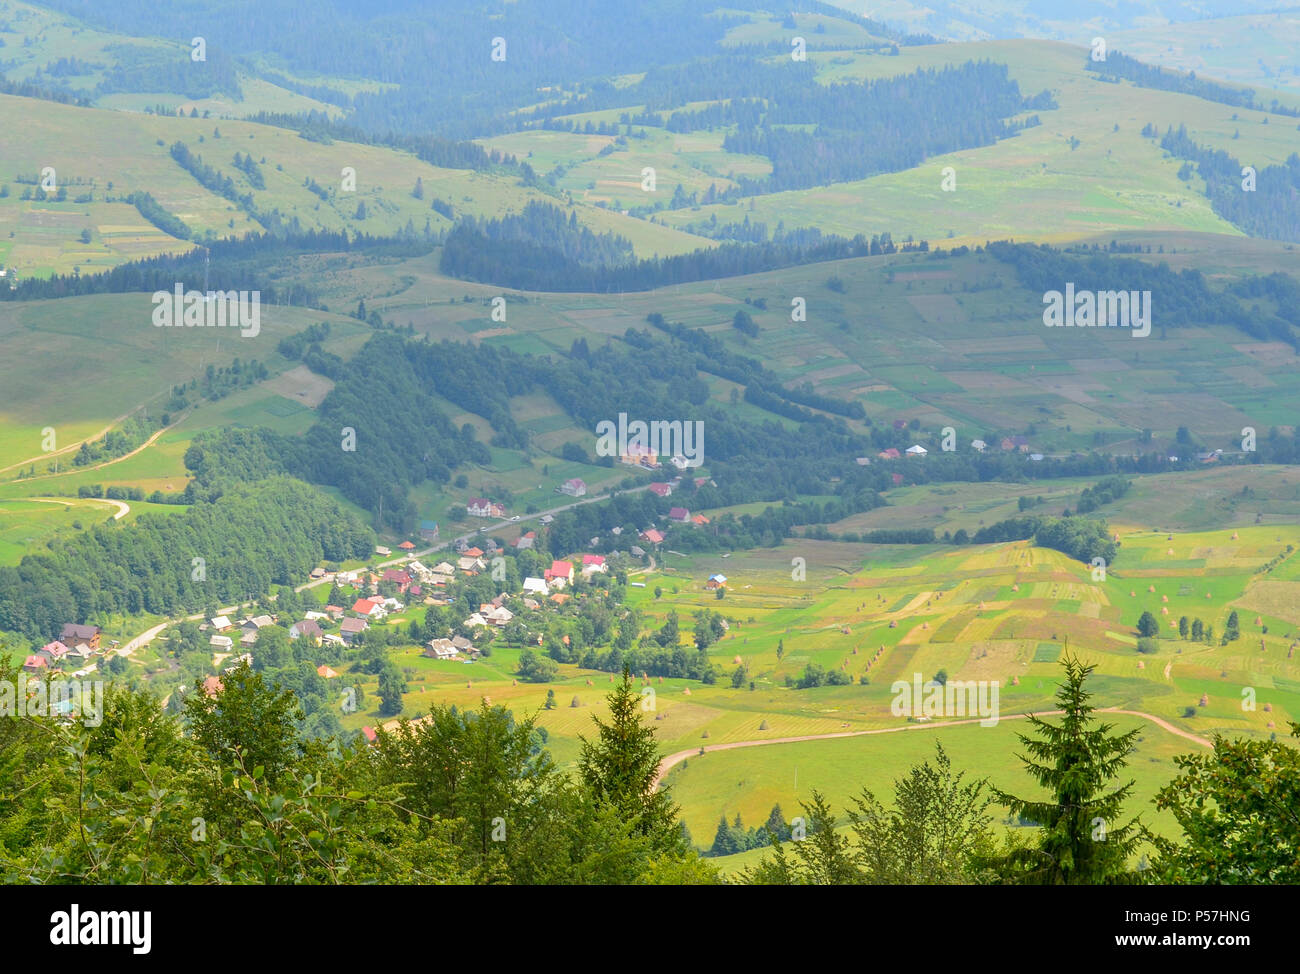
[990,655,1141,884]
[578,666,682,853]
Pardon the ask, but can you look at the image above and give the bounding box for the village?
[22,469,728,721]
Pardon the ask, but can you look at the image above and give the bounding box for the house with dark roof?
[59,623,101,650]
[290,619,323,643]
[381,569,412,593]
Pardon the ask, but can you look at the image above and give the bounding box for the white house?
[971,439,987,452]
[906,445,928,456]
[424,638,459,660]
[559,478,587,497]
[523,576,549,595]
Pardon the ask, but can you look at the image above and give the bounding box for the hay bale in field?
[1199,694,1209,707]
[759,719,769,730]
[683,687,691,696]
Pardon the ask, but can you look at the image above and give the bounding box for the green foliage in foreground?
[1,653,1294,885]
[0,660,717,885]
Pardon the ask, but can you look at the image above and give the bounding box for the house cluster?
[206,613,279,652]
[23,623,104,675]
[620,447,699,471]
[863,435,1042,462]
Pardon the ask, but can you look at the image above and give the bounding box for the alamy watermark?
[891,673,1000,727]
[1043,283,1150,337]
[594,412,704,467]
[0,675,104,727]
[151,285,261,338]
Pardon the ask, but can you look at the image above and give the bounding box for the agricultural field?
[0,0,1297,893]
[0,91,709,279]
[295,508,1300,869]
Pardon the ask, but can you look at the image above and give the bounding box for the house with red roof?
[878,448,901,459]
[398,540,416,551]
[581,554,607,574]
[559,478,587,497]
[23,655,48,674]
[640,528,665,544]
[668,507,690,523]
[545,560,574,587]
[467,498,493,517]
[351,598,381,617]
[648,482,672,497]
[37,641,71,665]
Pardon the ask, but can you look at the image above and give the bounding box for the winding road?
[27,496,130,520]
[653,707,1213,789]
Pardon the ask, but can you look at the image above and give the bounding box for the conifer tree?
[578,666,681,852]
[991,655,1141,884]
